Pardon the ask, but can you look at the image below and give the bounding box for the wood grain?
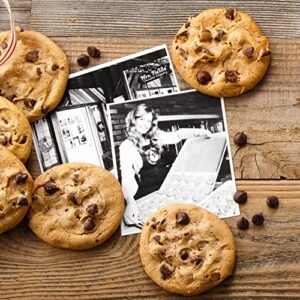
[0,181,300,299]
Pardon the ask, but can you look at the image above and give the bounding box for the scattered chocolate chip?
[179,248,189,260]
[236,217,249,230]
[26,50,39,63]
[233,131,247,146]
[44,181,59,194]
[225,70,238,83]
[243,47,255,58]
[267,196,279,209]
[153,235,163,245]
[261,50,271,57]
[19,134,27,144]
[252,214,264,225]
[225,8,235,20]
[24,98,37,110]
[67,192,78,205]
[0,133,8,146]
[84,217,96,231]
[215,30,225,41]
[15,172,28,185]
[87,46,101,58]
[176,212,190,225]
[185,21,190,29]
[191,256,202,265]
[199,29,212,42]
[17,197,29,206]
[36,67,42,76]
[233,191,248,204]
[86,203,98,215]
[77,54,90,67]
[160,264,173,279]
[51,64,59,71]
[196,71,212,85]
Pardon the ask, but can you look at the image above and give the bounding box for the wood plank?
[0,180,299,299]
[0,0,31,31]
[28,0,300,38]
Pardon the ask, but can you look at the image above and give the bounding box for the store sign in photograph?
[138,65,169,84]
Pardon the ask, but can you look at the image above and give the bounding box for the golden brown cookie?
[28,163,124,250]
[0,145,33,234]
[139,204,236,296]
[0,27,69,122]
[171,8,271,97]
[0,96,32,162]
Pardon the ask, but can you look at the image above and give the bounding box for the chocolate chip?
[176,212,190,225]
[151,222,158,229]
[1,42,8,49]
[225,8,235,20]
[86,203,98,215]
[51,64,59,71]
[3,118,8,124]
[6,95,16,101]
[17,197,29,206]
[44,181,59,194]
[233,131,247,146]
[179,248,189,260]
[24,98,37,110]
[87,46,101,58]
[0,89,4,96]
[233,191,248,204]
[77,54,90,67]
[0,133,8,146]
[15,172,28,185]
[160,264,173,279]
[243,47,254,58]
[215,30,225,41]
[252,214,264,226]
[267,196,279,209]
[196,71,212,85]
[26,50,39,63]
[67,192,78,205]
[191,256,202,265]
[153,235,163,245]
[73,173,80,181]
[19,134,27,144]
[261,50,271,57]
[225,70,238,83]
[185,21,190,29]
[36,68,42,76]
[151,217,156,222]
[84,217,96,231]
[237,217,249,230]
[41,107,48,115]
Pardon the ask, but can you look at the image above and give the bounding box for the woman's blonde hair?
[125,104,162,162]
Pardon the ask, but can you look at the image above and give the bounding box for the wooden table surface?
[1,1,300,299]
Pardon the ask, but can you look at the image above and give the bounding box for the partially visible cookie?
[0,146,33,234]
[171,8,271,97]
[0,27,69,122]
[139,204,236,296]
[0,96,32,162]
[28,163,124,250]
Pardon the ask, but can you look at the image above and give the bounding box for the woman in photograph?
[119,104,212,227]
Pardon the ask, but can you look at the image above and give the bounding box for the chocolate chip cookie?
[0,27,69,122]
[28,163,124,250]
[139,204,236,296]
[171,8,271,97]
[0,96,32,162]
[0,145,33,234]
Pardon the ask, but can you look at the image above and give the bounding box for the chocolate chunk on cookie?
[0,29,69,122]
[0,96,32,162]
[0,146,33,234]
[27,163,124,250]
[139,204,236,296]
[171,8,271,97]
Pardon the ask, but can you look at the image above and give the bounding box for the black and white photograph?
[108,90,240,236]
[32,45,179,171]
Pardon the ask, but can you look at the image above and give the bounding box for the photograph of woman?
[119,103,212,228]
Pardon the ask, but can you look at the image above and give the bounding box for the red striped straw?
[0,0,17,66]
